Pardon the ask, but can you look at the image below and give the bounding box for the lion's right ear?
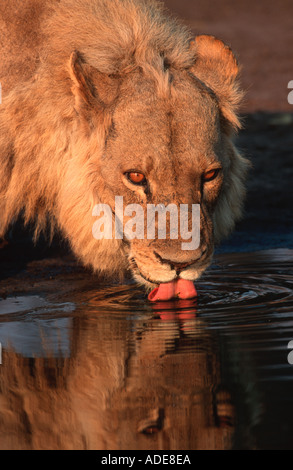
[190,35,243,132]
[68,51,119,119]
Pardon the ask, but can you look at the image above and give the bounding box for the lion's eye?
[203,168,221,182]
[126,172,147,185]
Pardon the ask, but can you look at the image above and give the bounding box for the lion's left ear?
[68,51,119,123]
[190,35,243,132]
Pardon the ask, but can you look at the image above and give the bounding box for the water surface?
[0,249,293,450]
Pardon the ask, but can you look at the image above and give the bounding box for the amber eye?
[125,171,146,185]
[203,168,221,182]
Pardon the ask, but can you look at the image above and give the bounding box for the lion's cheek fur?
[213,143,250,243]
[57,177,129,278]
[55,138,129,278]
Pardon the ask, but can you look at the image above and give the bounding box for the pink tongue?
[148,279,197,302]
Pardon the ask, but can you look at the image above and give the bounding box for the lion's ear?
[190,35,243,132]
[68,51,119,118]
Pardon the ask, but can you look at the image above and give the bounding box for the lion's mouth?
[129,257,198,302]
[129,257,163,285]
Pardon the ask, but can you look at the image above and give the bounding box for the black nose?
[169,260,195,270]
[154,251,200,274]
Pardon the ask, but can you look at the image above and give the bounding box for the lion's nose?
[168,260,195,270]
[154,251,205,274]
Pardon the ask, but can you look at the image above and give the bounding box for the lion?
[0,0,249,299]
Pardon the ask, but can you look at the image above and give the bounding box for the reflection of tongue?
[148,279,197,302]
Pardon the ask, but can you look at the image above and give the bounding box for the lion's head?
[63,37,248,293]
[0,0,249,297]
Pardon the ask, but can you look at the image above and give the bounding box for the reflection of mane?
[0,312,236,450]
[84,284,145,308]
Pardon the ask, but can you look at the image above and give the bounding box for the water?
[0,249,293,450]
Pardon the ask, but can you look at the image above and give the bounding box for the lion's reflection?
[0,295,235,450]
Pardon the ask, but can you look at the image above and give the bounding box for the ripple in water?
[83,249,293,319]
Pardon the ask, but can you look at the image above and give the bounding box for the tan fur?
[0,0,249,288]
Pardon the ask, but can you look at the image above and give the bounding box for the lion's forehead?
[109,78,222,173]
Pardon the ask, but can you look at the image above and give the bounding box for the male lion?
[0,0,249,300]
